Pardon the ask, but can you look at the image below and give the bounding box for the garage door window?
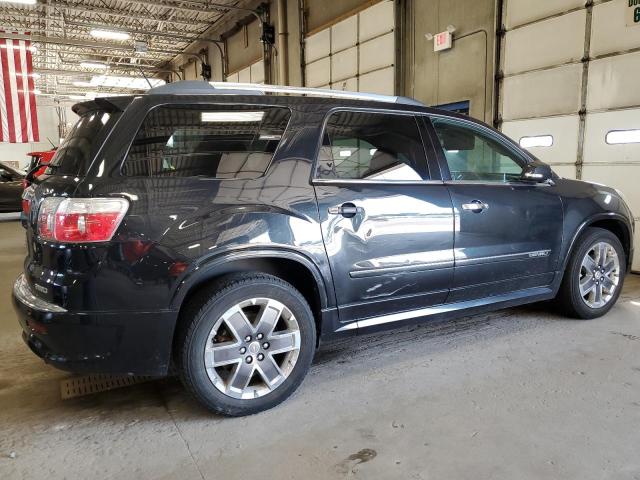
[315,111,426,181]
[123,106,290,178]
[431,118,524,183]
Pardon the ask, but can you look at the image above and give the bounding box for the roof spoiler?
[72,96,133,115]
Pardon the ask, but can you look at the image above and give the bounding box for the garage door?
[226,59,264,84]
[499,0,640,272]
[303,0,395,95]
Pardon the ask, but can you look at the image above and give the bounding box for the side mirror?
[0,169,11,181]
[520,163,553,184]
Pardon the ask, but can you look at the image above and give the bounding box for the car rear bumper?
[12,274,177,376]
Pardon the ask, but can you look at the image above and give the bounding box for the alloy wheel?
[579,241,620,309]
[204,298,301,399]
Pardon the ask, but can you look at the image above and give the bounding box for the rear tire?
[556,227,625,319]
[176,273,316,416]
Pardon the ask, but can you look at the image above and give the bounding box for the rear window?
[122,105,291,178]
[48,110,120,176]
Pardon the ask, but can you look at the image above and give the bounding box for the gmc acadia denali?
[13,81,634,416]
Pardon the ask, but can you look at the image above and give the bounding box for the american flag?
[0,34,39,143]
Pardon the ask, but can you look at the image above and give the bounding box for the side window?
[315,111,426,181]
[431,118,524,183]
[123,106,291,178]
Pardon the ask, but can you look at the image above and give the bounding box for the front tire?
[176,274,316,416]
[556,227,626,319]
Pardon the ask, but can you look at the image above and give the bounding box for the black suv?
[13,81,634,416]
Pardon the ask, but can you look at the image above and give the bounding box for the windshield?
[48,110,120,176]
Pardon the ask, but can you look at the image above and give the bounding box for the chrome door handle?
[461,200,489,213]
[328,202,364,218]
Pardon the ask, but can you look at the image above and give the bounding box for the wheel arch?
[563,213,633,272]
[171,249,331,343]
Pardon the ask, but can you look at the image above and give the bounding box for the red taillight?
[38,197,129,243]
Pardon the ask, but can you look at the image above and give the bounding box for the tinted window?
[48,110,120,176]
[431,118,524,182]
[123,106,290,178]
[316,111,426,181]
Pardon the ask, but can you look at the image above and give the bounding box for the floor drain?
[60,374,152,399]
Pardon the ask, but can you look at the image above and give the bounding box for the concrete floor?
[1,219,639,480]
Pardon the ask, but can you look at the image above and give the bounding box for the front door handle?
[461,200,489,213]
[328,202,364,218]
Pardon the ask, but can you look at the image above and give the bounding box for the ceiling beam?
[0,32,184,55]
[63,19,223,44]
[19,2,216,28]
[120,0,229,16]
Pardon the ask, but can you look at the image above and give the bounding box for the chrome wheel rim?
[579,241,620,309]
[204,298,301,400]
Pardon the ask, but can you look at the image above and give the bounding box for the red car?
[24,148,56,187]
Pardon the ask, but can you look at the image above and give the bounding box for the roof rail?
[208,82,425,107]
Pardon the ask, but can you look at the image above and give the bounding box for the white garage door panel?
[359,32,394,74]
[505,0,585,29]
[359,67,394,95]
[305,29,330,63]
[584,109,640,164]
[331,46,358,82]
[305,57,331,87]
[503,10,585,75]
[502,115,580,165]
[331,15,357,53]
[250,61,264,84]
[587,52,640,111]
[591,0,640,57]
[552,165,577,179]
[238,66,251,83]
[226,72,239,83]
[359,0,394,43]
[331,76,358,92]
[502,64,583,120]
[582,165,640,215]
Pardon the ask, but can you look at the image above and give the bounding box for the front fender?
[561,212,634,272]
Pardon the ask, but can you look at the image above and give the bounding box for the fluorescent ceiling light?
[72,80,92,87]
[519,135,553,148]
[68,95,86,100]
[606,129,640,145]
[200,111,265,123]
[0,0,36,4]
[339,150,353,157]
[33,89,41,94]
[89,75,164,89]
[30,72,40,79]
[80,61,108,69]
[90,29,130,41]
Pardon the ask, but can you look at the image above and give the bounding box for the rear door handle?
[461,200,489,213]
[328,202,364,218]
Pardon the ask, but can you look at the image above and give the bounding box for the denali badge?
[529,250,551,258]
[34,284,48,295]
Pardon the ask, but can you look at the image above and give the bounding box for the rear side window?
[48,110,120,176]
[315,111,427,181]
[123,106,290,178]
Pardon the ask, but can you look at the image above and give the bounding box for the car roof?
[0,161,25,177]
[71,80,479,125]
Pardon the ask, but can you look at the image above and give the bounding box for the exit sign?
[433,31,452,52]
[628,0,640,26]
